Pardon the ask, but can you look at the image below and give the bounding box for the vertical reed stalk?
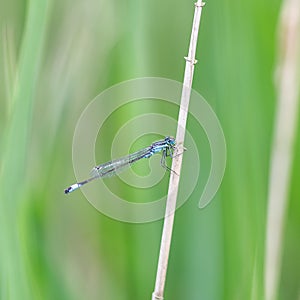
[152,1,206,299]
[264,0,300,299]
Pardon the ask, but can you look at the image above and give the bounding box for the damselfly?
[64,136,178,194]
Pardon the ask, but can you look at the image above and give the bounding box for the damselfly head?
[165,136,176,145]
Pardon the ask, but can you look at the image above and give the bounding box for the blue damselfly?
[64,136,178,194]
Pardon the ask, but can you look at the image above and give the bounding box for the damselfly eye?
[165,136,176,145]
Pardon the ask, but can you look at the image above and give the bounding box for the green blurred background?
[0,0,299,299]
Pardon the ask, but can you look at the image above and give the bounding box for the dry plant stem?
[264,0,300,299]
[152,1,205,299]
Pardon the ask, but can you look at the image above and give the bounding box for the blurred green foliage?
[0,0,299,300]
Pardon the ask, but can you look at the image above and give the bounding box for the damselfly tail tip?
[64,183,80,194]
[64,187,72,194]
